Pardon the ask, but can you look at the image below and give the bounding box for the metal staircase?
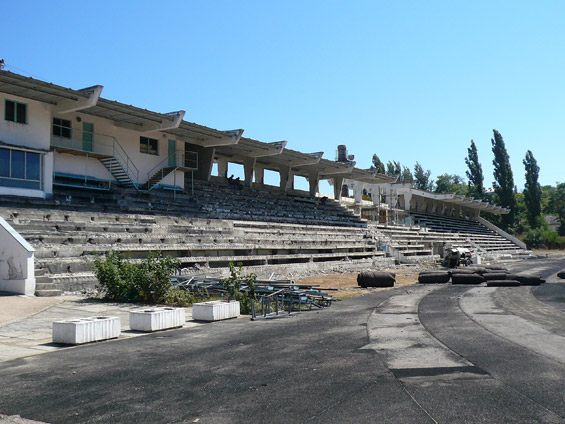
[51,131,140,190]
[99,157,138,189]
[144,150,198,191]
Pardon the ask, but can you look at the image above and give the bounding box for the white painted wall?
[0,217,35,295]
[0,93,54,197]
[52,112,184,188]
[0,93,51,150]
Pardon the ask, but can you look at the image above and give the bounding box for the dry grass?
[296,269,419,300]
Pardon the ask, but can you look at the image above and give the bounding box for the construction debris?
[171,276,335,320]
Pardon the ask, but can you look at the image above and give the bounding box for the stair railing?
[112,137,139,188]
[146,150,186,191]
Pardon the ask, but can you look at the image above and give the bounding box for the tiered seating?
[0,206,387,295]
[411,213,523,252]
[371,224,435,260]
[192,179,365,227]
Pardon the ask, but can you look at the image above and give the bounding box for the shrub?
[222,262,257,314]
[523,227,565,249]
[94,251,180,303]
[163,287,202,307]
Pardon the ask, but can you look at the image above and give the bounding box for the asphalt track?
[1,257,564,423]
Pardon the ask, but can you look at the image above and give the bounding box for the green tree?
[386,160,401,176]
[400,166,414,182]
[434,174,468,195]
[523,150,542,228]
[465,140,484,198]
[414,162,433,191]
[371,154,386,174]
[491,129,516,230]
[547,183,565,235]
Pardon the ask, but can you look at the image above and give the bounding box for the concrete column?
[403,193,413,211]
[333,176,344,200]
[254,166,264,185]
[308,172,319,197]
[217,158,229,179]
[431,200,438,215]
[370,187,379,206]
[279,166,292,192]
[43,151,54,196]
[243,157,256,188]
[353,182,364,203]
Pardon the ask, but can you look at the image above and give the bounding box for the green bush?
[162,287,202,307]
[222,262,257,314]
[523,227,565,249]
[94,251,180,303]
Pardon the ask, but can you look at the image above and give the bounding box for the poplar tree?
[523,150,542,228]
[491,130,516,230]
[372,154,386,174]
[401,166,414,182]
[386,161,401,177]
[414,162,432,191]
[465,140,484,198]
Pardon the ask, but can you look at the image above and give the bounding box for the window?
[5,100,27,124]
[52,118,72,138]
[0,148,42,190]
[140,136,158,155]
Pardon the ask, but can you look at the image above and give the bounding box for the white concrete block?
[52,316,121,345]
[192,300,240,322]
[129,307,186,332]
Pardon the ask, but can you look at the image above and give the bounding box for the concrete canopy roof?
[0,70,395,186]
[404,188,510,214]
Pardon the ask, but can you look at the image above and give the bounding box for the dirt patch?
[0,293,62,326]
[296,269,419,300]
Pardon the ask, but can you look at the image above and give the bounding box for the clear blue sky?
[3,0,564,190]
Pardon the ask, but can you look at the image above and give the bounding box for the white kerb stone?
[129,307,186,332]
[192,300,240,322]
[52,316,121,345]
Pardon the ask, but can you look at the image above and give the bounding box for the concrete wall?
[0,217,35,295]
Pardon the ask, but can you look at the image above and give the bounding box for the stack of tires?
[417,271,451,284]
[357,271,396,288]
[417,264,546,287]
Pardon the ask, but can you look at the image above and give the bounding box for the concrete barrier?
[129,307,185,332]
[192,300,240,321]
[52,316,121,345]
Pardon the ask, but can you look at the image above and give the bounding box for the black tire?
[483,264,508,272]
[418,272,451,284]
[466,266,488,275]
[487,280,520,287]
[557,270,565,279]
[513,273,543,286]
[451,273,485,285]
[483,272,509,281]
[357,271,395,288]
[450,268,477,275]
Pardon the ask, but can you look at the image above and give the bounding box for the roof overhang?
[403,188,510,214]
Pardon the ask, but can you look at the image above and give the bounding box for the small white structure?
[129,307,185,332]
[0,216,35,295]
[192,300,240,322]
[52,316,121,345]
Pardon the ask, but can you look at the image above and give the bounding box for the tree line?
[371,129,565,248]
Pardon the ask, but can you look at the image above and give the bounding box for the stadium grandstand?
[0,70,525,296]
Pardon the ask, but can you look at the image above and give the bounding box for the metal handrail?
[51,130,139,186]
[147,150,185,179]
[146,150,199,191]
[112,137,139,185]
